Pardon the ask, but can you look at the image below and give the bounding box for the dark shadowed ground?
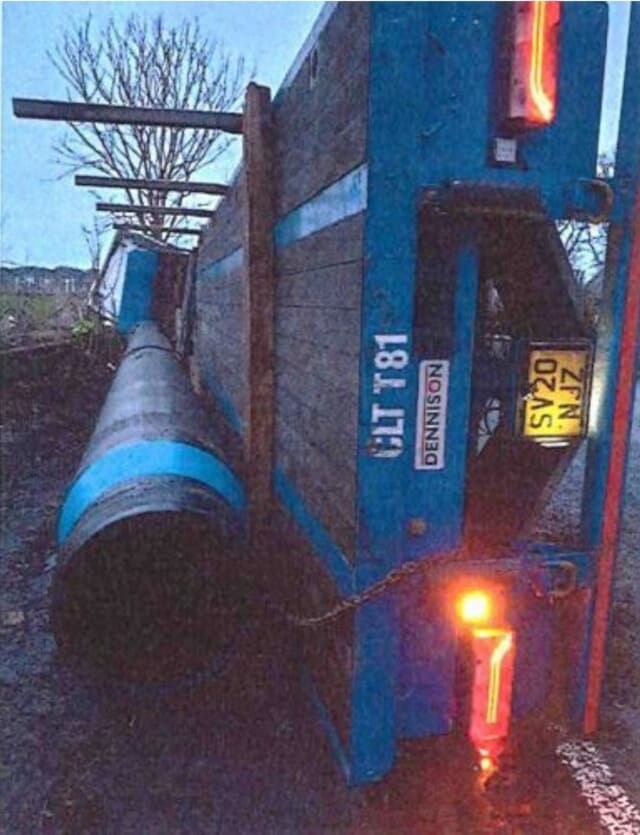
[598,387,640,805]
[1,343,637,834]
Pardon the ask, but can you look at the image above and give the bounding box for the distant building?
[0,266,91,296]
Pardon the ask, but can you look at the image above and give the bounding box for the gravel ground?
[1,346,637,834]
[534,384,640,808]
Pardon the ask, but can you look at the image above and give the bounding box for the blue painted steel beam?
[117,250,160,333]
[346,1,610,783]
[397,246,480,738]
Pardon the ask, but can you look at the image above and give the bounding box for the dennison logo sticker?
[415,360,450,470]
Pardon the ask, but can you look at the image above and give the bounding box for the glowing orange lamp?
[457,590,492,625]
[508,1,561,127]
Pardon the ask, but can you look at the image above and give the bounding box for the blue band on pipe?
[58,440,246,544]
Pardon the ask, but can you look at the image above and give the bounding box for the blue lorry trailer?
[189,2,640,783]
[38,1,640,785]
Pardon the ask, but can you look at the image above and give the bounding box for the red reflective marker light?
[469,628,516,761]
[508,1,561,127]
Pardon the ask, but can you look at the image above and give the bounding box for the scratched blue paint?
[117,250,160,334]
[273,467,354,598]
[347,3,427,783]
[58,440,246,544]
[397,247,480,737]
[274,163,368,249]
[411,3,607,219]
[200,247,243,282]
[404,247,480,560]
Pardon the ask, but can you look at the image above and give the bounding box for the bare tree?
[50,15,247,240]
[82,215,111,274]
[558,154,614,326]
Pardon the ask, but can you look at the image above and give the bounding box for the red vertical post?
[584,185,640,732]
[469,628,516,762]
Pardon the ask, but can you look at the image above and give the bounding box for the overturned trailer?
[19,0,635,785]
[186,2,640,783]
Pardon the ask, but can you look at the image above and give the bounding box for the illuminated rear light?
[469,628,516,761]
[457,590,492,626]
[508,1,561,128]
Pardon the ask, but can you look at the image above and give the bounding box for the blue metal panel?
[58,440,246,544]
[117,250,160,334]
[397,247,480,736]
[396,584,457,739]
[274,163,368,249]
[347,1,609,781]
[348,2,426,782]
[349,595,399,784]
[412,3,607,219]
[511,600,554,717]
[405,247,480,559]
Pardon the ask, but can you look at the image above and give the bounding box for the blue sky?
[0,1,323,268]
[0,1,632,270]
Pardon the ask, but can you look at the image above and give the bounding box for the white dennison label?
[415,359,450,470]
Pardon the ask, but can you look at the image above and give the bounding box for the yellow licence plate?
[522,345,591,440]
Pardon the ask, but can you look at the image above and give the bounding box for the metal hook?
[545,560,578,602]
[574,178,614,224]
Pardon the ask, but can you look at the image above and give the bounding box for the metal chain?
[274,548,466,629]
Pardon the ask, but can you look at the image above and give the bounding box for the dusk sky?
[1,1,323,268]
[0,1,632,270]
